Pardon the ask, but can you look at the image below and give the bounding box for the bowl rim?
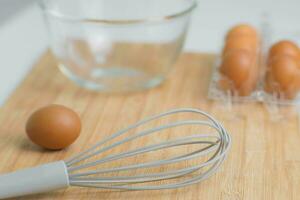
[39,0,197,24]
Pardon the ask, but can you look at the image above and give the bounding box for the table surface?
[0,51,300,199]
[1,0,300,106]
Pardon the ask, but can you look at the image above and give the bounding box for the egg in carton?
[208,24,263,109]
[261,38,300,119]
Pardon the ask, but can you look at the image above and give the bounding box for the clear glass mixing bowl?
[40,0,196,92]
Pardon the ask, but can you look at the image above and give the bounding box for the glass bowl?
[39,0,196,92]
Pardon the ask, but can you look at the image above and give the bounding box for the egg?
[223,36,258,55]
[220,50,254,88]
[269,40,300,61]
[219,24,260,96]
[226,24,258,40]
[26,104,81,150]
[269,56,300,90]
[238,62,259,96]
[265,41,300,99]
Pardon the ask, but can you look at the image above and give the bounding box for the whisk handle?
[0,161,69,199]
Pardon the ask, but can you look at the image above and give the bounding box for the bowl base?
[58,63,166,92]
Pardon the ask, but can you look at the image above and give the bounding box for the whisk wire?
[67,133,218,172]
[69,159,223,190]
[66,109,223,165]
[66,120,215,167]
[65,108,231,190]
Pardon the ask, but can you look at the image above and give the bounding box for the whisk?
[0,108,231,199]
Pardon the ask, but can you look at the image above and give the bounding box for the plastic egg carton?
[208,21,300,119]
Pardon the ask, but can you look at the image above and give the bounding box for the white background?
[0,0,300,105]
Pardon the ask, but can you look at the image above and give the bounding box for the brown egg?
[220,50,254,88]
[238,62,259,96]
[269,56,300,90]
[223,36,258,55]
[226,24,258,40]
[26,104,81,150]
[269,40,300,60]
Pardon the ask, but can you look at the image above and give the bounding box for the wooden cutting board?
[0,51,300,200]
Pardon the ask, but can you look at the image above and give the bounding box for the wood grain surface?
[0,51,300,200]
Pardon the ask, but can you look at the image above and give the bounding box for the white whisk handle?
[0,161,69,199]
